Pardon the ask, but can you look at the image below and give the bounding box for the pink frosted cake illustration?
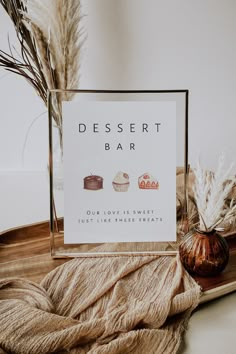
[112,172,130,192]
[138,173,159,190]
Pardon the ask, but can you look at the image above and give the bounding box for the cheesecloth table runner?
[0,253,201,354]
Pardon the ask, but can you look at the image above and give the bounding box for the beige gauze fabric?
[0,254,201,354]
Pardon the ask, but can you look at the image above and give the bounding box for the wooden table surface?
[0,221,236,304]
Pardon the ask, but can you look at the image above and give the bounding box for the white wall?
[1,0,236,172]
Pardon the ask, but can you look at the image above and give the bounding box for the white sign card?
[63,101,176,244]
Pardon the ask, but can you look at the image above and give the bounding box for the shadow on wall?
[86,0,132,88]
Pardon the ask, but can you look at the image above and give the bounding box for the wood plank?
[0,221,236,302]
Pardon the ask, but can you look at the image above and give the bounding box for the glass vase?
[179,228,229,277]
[52,124,63,191]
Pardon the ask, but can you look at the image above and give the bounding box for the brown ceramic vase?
[179,228,229,277]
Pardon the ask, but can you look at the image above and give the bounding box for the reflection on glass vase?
[52,124,63,191]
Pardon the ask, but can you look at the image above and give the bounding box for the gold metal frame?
[48,89,189,258]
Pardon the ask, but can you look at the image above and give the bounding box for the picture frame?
[48,89,189,258]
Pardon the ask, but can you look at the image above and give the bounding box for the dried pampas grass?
[0,0,48,103]
[220,200,236,230]
[193,154,236,232]
[23,0,83,100]
[0,0,84,133]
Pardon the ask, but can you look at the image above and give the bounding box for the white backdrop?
[1,4,236,352]
[0,0,236,172]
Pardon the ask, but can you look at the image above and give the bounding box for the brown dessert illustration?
[84,175,103,190]
[112,172,130,192]
[138,173,159,190]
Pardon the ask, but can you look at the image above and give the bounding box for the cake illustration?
[138,173,159,190]
[84,175,103,190]
[112,172,130,192]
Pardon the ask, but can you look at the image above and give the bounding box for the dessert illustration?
[84,175,103,190]
[112,172,130,192]
[138,173,159,190]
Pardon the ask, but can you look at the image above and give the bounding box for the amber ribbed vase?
[179,228,229,277]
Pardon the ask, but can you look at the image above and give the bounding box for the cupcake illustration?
[112,172,130,192]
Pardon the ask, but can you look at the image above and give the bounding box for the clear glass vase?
[52,124,63,191]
